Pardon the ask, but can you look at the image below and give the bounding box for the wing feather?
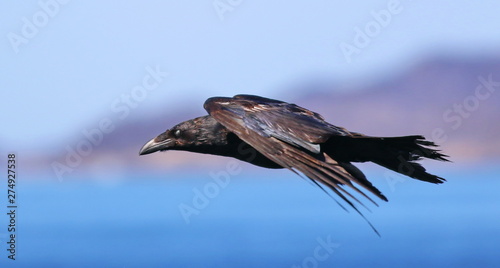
[205,95,350,154]
[204,95,386,218]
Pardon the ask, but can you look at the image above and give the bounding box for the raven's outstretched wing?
[209,94,351,153]
[204,95,387,232]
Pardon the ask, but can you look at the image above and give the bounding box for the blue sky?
[2,1,500,150]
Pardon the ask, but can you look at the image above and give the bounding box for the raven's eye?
[174,129,181,138]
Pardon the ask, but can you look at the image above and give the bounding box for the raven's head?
[139,115,228,155]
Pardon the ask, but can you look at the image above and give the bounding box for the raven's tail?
[325,135,449,183]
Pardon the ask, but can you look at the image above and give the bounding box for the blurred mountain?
[42,55,500,179]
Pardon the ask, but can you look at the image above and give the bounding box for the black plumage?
[140,94,449,233]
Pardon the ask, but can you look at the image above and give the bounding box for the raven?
[140,94,448,232]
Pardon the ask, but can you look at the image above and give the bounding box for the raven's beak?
[139,136,175,155]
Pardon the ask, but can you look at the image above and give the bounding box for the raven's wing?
[204,95,387,226]
[208,94,351,154]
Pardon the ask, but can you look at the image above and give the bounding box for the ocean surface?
[1,165,499,267]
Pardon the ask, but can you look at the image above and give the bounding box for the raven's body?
[140,94,448,231]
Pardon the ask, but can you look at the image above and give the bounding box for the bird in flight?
[140,94,448,233]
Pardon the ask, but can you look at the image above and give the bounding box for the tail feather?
[325,135,449,184]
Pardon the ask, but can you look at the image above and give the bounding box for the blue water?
[1,166,499,267]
